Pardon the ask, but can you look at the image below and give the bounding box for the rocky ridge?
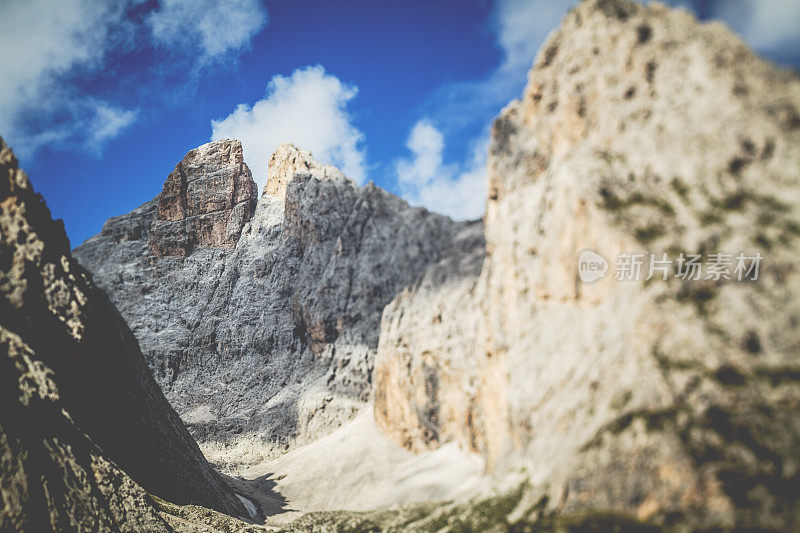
[74,140,476,457]
[0,136,248,530]
[374,0,800,529]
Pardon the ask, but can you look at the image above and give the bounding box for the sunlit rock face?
[67,0,800,528]
[150,139,258,257]
[0,136,246,529]
[373,0,800,528]
[74,140,474,458]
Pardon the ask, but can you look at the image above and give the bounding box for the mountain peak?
[264,142,350,199]
[149,139,258,256]
[184,138,245,167]
[264,142,315,199]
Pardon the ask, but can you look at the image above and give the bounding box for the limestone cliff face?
[0,137,246,529]
[74,141,471,457]
[374,0,800,529]
[373,221,487,454]
[151,139,257,257]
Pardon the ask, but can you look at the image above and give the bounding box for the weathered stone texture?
[0,136,246,529]
[74,141,473,457]
[372,0,800,529]
[150,138,257,256]
[67,0,800,528]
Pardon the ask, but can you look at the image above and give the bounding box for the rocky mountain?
[52,0,800,530]
[0,136,248,530]
[150,139,258,257]
[374,0,800,529]
[74,139,475,457]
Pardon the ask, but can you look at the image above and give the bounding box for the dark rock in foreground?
[0,136,246,529]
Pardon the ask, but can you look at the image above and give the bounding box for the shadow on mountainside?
[225,472,293,521]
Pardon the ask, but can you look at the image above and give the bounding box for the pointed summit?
[150,138,258,256]
[264,142,349,199]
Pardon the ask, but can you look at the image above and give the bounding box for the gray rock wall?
[74,141,474,455]
[67,1,800,527]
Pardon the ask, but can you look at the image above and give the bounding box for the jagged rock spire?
[264,142,317,199]
[150,138,257,257]
[263,141,351,200]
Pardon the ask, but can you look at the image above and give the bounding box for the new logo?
[578,250,608,283]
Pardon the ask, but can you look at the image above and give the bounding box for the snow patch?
[236,494,258,519]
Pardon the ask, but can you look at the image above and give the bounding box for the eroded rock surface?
[74,141,473,458]
[0,136,246,529]
[374,0,800,529]
[150,139,257,257]
[374,220,487,454]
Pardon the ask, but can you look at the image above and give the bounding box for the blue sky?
[1,0,799,247]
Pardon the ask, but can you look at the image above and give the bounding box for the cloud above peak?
[394,0,573,220]
[0,0,135,157]
[211,65,366,188]
[422,0,573,135]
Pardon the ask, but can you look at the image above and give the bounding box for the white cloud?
[709,0,800,58]
[396,120,486,221]
[397,121,446,188]
[424,0,574,133]
[211,65,366,187]
[0,0,268,159]
[495,0,574,75]
[398,0,572,220]
[0,0,137,156]
[148,0,267,62]
[86,103,139,152]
